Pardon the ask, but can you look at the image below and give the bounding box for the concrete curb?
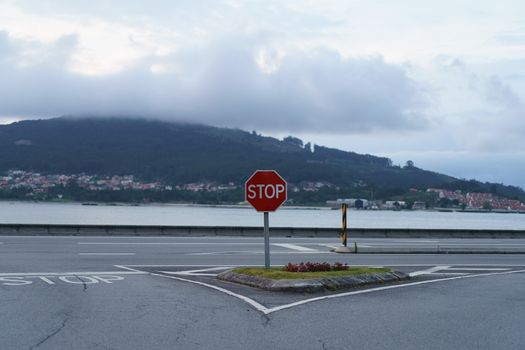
[217,270,410,293]
[1,223,525,238]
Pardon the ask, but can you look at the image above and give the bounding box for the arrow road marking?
[409,266,511,277]
[409,266,451,277]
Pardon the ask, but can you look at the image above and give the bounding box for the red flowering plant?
[283,262,349,272]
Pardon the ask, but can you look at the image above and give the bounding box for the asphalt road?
[2,235,525,349]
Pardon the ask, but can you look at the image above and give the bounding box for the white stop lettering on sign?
[247,184,285,199]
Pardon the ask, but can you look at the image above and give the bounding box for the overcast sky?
[1,0,524,188]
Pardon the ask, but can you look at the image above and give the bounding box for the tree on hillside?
[283,136,303,148]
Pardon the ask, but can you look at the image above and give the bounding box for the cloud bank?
[1,1,525,187]
[0,30,427,134]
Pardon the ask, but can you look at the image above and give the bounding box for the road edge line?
[266,269,525,314]
[150,273,271,314]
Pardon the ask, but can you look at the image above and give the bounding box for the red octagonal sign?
[245,170,287,212]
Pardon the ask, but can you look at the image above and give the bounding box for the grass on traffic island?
[219,262,405,293]
[233,262,391,280]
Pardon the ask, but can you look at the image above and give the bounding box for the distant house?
[412,201,426,210]
[354,199,369,209]
[384,201,406,210]
[325,198,369,209]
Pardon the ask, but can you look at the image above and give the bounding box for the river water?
[1,201,525,229]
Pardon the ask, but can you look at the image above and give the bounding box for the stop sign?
[245,170,287,212]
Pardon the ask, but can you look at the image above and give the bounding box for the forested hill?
[0,117,523,201]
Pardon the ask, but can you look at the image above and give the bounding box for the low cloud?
[420,57,525,153]
[0,30,428,134]
[485,75,522,109]
[388,151,525,189]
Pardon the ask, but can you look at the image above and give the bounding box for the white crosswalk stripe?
[272,243,319,252]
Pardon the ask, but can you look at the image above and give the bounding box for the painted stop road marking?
[0,275,125,286]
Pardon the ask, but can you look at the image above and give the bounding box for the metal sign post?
[245,170,287,270]
[264,212,270,269]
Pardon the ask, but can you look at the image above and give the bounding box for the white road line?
[187,251,259,256]
[163,266,233,276]
[389,264,525,266]
[122,263,525,268]
[0,271,146,277]
[271,251,332,254]
[409,266,451,277]
[86,236,265,239]
[0,236,82,239]
[319,243,370,249]
[272,243,319,252]
[187,251,332,256]
[179,266,233,273]
[386,240,439,243]
[349,253,525,257]
[354,243,525,246]
[145,266,525,315]
[446,267,510,271]
[427,272,469,276]
[78,253,136,256]
[265,269,525,314]
[160,272,219,277]
[114,265,144,272]
[358,243,439,246]
[319,244,338,249]
[150,273,271,314]
[123,264,259,267]
[78,242,263,245]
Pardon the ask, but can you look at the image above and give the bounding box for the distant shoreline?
[0,199,524,214]
[0,199,330,211]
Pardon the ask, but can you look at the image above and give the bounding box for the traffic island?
[217,265,410,293]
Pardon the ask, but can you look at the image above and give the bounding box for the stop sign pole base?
[334,245,353,254]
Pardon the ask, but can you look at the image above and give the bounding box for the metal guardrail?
[0,224,524,238]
